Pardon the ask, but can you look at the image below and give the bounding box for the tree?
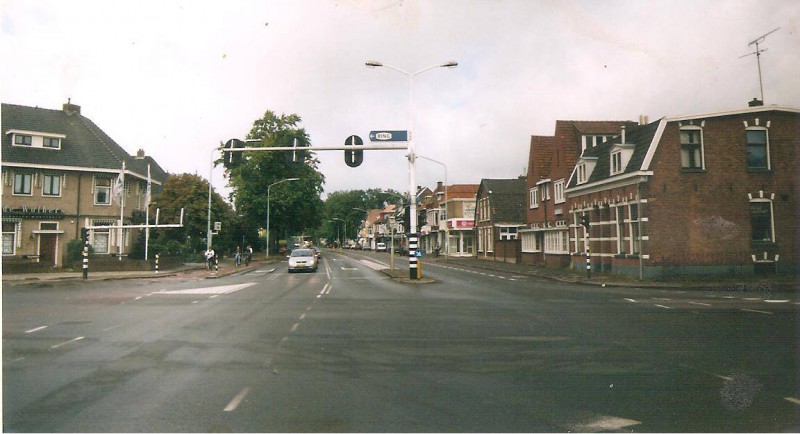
[322,188,406,245]
[149,173,236,254]
[224,110,325,253]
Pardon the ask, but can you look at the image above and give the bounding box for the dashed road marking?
[155,282,257,296]
[655,304,672,309]
[50,336,84,350]
[224,387,251,412]
[25,326,48,334]
[740,308,773,315]
[688,301,712,306]
[785,397,800,405]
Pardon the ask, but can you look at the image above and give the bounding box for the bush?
[66,238,93,262]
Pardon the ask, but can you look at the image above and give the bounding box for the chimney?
[748,98,764,107]
[621,125,626,144]
[62,98,81,116]
[638,115,649,125]
[135,149,146,159]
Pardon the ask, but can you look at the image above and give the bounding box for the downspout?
[638,181,643,280]
[76,173,82,239]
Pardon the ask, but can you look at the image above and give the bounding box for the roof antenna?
[739,27,780,103]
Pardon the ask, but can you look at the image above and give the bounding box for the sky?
[3,0,799,202]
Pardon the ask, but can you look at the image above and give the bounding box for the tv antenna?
[739,27,780,103]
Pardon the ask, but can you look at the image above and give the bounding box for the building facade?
[566,104,799,278]
[2,102,167,268]
[520,120,638,268]
[475,177,527,262]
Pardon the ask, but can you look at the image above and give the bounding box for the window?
[541,184,550,201]
[43,174,61,197]
[43,137,61,149]
[582,135,610,152]
[746,128,769,170]
[13,173,32,195]
[2,221,18,255]
[544,230,569,254]
[92,222,111,254]
[14,134,32,146]
[612,150,624,174]
[529,187,539,209]
[521,232,541,252]
[499,227,518,240]
[95,177,112,205]
[576,164,587,184]
[554,180,565,204]
[750,201,773,242]
[680,128,703,169]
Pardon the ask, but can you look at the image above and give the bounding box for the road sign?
[369,130,408,142]
[344,135,364,167]
[223,139,244,168]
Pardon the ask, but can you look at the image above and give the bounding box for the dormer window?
[8,130,65,150]
[609,144,635,176]
[575,157,597,185]
[582,135,610,152]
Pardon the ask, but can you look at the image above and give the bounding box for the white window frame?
[42,174,62,197]
[680,126,704,170]
[2,220,20,255]
[94,177,113,205]
[544,230,569,254]
[611,150,623,175]
[13,173,32,196]
[745,127,770,171]
[554,179,565,204]
[576,164,587,184]
[499,226,518,240]
[529,187,539,209]
[13,134,32,146]
[43,137,61,149]
[749,199,774,242]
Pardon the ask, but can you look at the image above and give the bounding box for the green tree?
[225,110,325,253]
[322,188,406,245]
[150,173,236,255]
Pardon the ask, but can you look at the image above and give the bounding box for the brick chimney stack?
[62,98,81,115]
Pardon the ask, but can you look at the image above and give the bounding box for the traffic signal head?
[81,227,89,243]
[580,214,590,229]
[344,135,364,167]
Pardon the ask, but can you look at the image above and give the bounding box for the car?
[287,248,318,273]
[311,246,321,258]
[376,242,387,252]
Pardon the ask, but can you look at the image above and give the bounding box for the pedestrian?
[245,245,253,265]
[234,246,242,267]
[204,247,215,270]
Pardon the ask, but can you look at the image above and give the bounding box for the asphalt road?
[3,250,798,432]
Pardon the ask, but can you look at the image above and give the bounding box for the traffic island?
[381,268,436,284]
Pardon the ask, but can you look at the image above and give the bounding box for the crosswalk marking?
[155,282,257,295]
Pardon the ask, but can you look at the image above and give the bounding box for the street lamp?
[266,177,300,259]
[330,218,346,252]
[418,155,448,260]
[365,60,458,279]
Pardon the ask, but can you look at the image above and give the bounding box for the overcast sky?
[3,0,799,200]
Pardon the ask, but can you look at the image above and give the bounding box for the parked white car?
[376,242,387,252]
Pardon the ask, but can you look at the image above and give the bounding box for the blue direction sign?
[369,130,408,142]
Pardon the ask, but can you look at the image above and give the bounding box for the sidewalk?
[1,258,270,285]
[421,255,799,291]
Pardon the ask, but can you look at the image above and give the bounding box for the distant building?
[566,104,799,278]
[2,101,168,268]
[475,177,527,262]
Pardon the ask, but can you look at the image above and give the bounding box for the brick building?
[475,177,527,262]
[566,104,799,278]
[2,101,167,268]
[520,120,637,268]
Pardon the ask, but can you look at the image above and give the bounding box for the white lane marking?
[743,297,762,301]
[102,324,123,332]
[324,283,332,294]
[357,259,387,271]
[26,326,48,334]
[567,415,641,432]
[224,387,251,412]
[764,299,789,303]
[299,313,306,321]
[341,267,358,271]
[291,323,300,332]
[209,295,219,299]
[655,304,672,309]
[624,298,638,303]
[716,374,733,381]
[652,297,671,301]
[688,301,712,306]
[740,308,773,315]
[50,336,84,349]
[255,268,276,273]
[785,397,800,405]
[155,282,257,295]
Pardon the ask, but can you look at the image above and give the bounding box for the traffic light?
[344,135,364,167]
[580,214,590,229]
[81,227,89,243]
[223,139,244,168]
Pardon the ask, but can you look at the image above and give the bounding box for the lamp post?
[266,177,299,259]
[330,218,345,252]
[417,155,448,259]
[206,147,221,251]
[366,60,458,279]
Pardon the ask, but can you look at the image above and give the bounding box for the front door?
[39,234,58,266]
